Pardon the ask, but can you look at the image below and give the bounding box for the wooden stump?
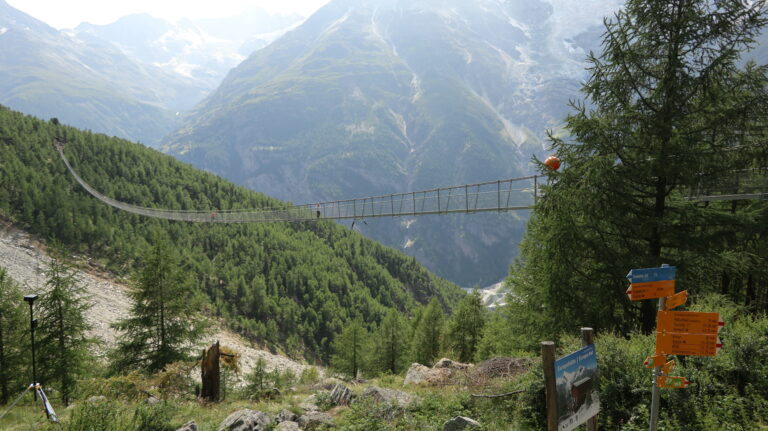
[201,342,220,402]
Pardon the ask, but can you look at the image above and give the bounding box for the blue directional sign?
[626,266,677,284]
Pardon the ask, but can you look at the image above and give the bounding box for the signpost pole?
[541,341,557,431]
[581,328,598,431]
[649,295,666,431]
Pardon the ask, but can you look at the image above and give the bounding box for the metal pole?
[24,295,38,401]
[649,295,666,431]
[582,328,598,431]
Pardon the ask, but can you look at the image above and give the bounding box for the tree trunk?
[200,342,220,402]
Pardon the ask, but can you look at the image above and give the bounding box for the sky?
[6,0,331,29]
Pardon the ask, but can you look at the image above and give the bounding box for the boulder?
[276,409,299,423]
[443,416,481,431]
[299,394,319,411]
[360,386,413,407]
[176,421,198,431]
[275,421,300,431]
[434,358,471,370]
[403,363,431,385]
[403,363,454,386]
[298,411,334,430]
[217,409,272,431]
[330,384,354,406]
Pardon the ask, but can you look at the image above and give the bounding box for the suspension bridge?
[56,141,542,223]
[55,141,767,223]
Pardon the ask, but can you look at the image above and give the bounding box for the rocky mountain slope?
[73,10,303,90]
[163,0,623,286]
[0,0,206,146]
[0,220,307,377]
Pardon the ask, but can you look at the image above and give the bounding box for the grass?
[0,372,534,431]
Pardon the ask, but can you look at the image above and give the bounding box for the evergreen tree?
[0,268,25,404]
[110,239,205,374]
[511,0,768,336]
[330,319,368,378]
[36,249,91,405]
[412,298,444,365]
[446,290,485,362]
[244,357,267,397]
[371,309,408,374]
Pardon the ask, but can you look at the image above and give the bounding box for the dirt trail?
[0,221,312,378]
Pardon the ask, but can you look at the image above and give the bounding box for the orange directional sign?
[643,354,667,368]
[658,375,689,388]
[657,311,723,335]
[626,280,675,301]
[664,290,688,310]
[655,332,722,356]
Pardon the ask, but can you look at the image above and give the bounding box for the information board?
[555,345,600,431]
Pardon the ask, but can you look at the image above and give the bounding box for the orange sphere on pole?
[544,156,561,171]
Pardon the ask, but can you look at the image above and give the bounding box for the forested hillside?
[0,105,464,361]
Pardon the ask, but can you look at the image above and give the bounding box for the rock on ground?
[403,362,465,386]
[275,421,300,431]
[276,409,298,423]
[443,416,481,431]
[217,409,271,431]
[434,358,471,370]
[360,386,413,407]
[403,363,431,385]
[176,421,198,431]
[299,393,320,411]
[330,384,354,406]
[298,411,334,430]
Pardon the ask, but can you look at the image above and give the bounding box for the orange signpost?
[657,311,723,335]
[627,265,724,431]
[643,354,667,368]
[663,290,687,310]
[625,280,675,301]
[657,376,689,389]
[655,332,722,356]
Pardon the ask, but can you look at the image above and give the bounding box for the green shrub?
[299,366,320,385]
[130,402,174,431]
[62,401,125,431]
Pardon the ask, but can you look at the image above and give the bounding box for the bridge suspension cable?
[55,140,541,223]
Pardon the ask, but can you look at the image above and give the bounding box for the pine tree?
[371,309,408,374]
[446,290,485,363]
[36,249,91,406]
[511,0,768,335]
[412,298,444,365]
[0,268,25,404]
[330,319,368,378]
[110,239,205,374]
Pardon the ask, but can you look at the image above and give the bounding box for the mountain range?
[163,0,623,286]
[1,0,629,286]
[0,0,301,146]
